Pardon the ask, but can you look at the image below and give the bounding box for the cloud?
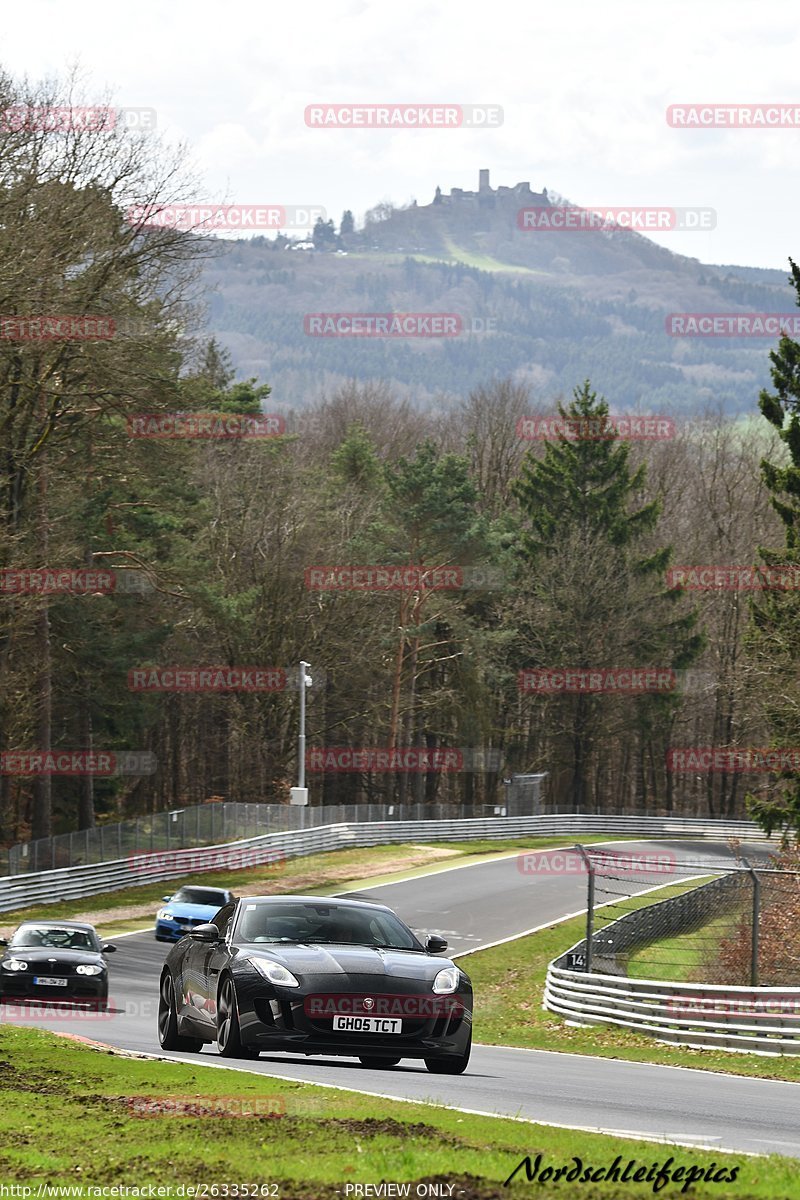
[3,0,800,265]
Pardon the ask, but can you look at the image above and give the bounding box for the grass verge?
[0,1025,794,1198]
[625,908,747,983]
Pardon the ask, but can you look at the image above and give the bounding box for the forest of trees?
[205,239,784,413]
[5,68,800,846]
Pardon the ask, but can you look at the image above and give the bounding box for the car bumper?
[0,976,107,1002]
[236,977,472,1060]
[155,920,196,942]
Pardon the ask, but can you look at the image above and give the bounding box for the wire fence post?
[742,858,760,987]
[575,844,595,973]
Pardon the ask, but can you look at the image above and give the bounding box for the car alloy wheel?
[157,972,202,1052]
[216,976,259,1059]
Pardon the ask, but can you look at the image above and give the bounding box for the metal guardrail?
[2,782,747,877]
[5,793,550,874]
[544,963,800,1053]
[0,812,767,914]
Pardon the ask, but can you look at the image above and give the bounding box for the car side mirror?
[188,923,220,943]
[102,944,117,953]
[0,938,7,947]
[425,934,448,954]
[162,895,172,902]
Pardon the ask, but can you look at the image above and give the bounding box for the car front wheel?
[425,1032,471,1075]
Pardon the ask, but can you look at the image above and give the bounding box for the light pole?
[290,661,312,806]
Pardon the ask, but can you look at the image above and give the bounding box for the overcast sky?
[5,0,800,269]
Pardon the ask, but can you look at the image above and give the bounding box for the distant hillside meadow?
[200,169,795,414]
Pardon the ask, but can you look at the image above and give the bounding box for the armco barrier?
[0,813,767,914]
[544,964,800,1054]
[6,796,547,875]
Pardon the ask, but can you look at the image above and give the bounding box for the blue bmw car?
[155,885,236,942]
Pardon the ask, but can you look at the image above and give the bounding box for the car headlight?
[247,957,300,987]
[158,910,173,920]
[76,964,103,976]
[432,967,459,994]
[1,959,28,972]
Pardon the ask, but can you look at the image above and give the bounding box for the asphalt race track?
[6,837,800,1157]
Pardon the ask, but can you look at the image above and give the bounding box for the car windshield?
[170,888,227,907]
[235,902,422,950]
[9,926,98,951]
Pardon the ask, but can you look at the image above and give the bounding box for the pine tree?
[512,382,703,811]
[746,259,800,839]
[197,337,235,390]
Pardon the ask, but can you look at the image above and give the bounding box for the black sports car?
[0,920,116,1008]
[158,895,472,1073]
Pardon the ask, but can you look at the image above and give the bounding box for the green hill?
[200,169,794,413]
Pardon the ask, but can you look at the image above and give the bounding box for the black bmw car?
[158,895,472,1073]
[0,920,115,1008]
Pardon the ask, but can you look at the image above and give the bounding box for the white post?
[298,659,308,789]
[290,661,311,808]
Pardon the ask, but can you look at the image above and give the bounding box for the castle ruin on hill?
[431,168,549,208]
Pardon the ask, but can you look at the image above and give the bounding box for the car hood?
[234,942,456,981]
[162,903,220,919]
[3,947,104,965]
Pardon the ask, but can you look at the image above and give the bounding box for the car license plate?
[33,976,67,986]
[332,1015,402,1034]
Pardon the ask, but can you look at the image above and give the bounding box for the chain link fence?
[564,844,800,987]
[3,786,549,876]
